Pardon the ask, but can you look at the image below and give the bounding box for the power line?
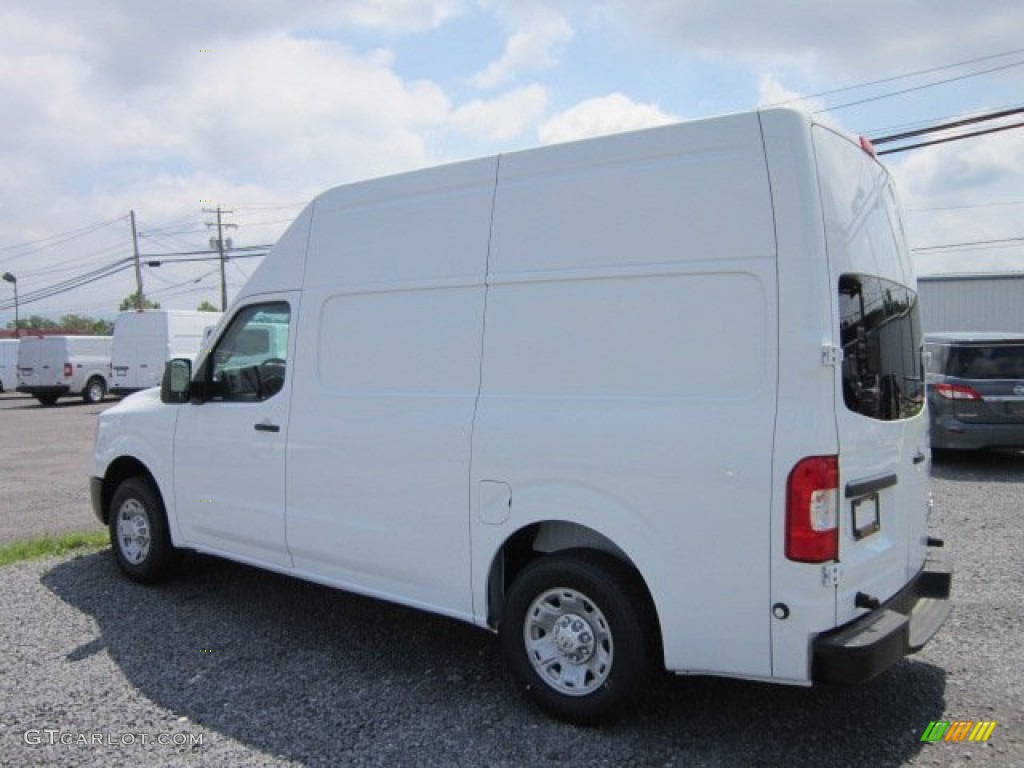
[868,105,1024,155]
[0,260,134,312]
[906,200,1024,213]
[878,120,1024,155]
[871,106,1024,145]
[912,236,1024,253]
[0,215,127,260]
[145,251,268,265]
[859,101,1024,138]
[141,245,272,259]
[817,58,1024,113]
[767,46,1024,110]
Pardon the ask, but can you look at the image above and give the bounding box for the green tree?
[119,291,160,311]
[197,300,220,312]
[59,314,113,335]
[6,315,58,331]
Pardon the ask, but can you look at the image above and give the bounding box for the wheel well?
[487,522,661,654]
[99,457,157,525]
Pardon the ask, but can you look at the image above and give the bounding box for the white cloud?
[471,8,574,89]
[892,118,1024,203]
[597,0,1024,77]
[450,85,549,142]
[756,73,826,113]
[539,93,677,144]
[167,36,451,185]
[332,0,465,33]
[0,7,461,317]
[889,125,1024,274]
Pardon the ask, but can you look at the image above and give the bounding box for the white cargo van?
[0,338,17,392]
[19,335,111,405]
[110,310,222,396]
[91,108,952,723]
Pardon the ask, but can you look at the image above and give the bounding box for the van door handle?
[254,422,280,433]
[913,451,927,465]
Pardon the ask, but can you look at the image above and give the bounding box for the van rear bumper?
[812,546,953,684]
[17,385,71,396]
[109,387,144,397]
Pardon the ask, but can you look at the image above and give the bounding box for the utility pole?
[129,210,145,310]
[204,206,237,310]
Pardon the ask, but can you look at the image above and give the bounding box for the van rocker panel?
[812,546,952,683]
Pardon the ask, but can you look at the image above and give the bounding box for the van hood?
[105,385,163,415]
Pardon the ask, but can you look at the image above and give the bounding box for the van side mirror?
[161,358,192,404]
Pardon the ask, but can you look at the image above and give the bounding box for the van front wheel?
[499,549,658,725]
[109,477,176,583]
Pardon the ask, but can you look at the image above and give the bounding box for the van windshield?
[839,274,925,421]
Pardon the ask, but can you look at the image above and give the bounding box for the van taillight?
[935,383,982,400]
[63,363,73,377]
[786,456,839,563]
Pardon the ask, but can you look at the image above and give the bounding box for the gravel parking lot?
[1,390,1021,766]
[0,392,113,544]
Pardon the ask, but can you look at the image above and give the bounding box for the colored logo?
[920,720,997,743]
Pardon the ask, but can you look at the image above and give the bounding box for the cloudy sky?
[1,0,1023,323]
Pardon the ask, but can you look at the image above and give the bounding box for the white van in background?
[0,338,18,392]
[18,335,112,405]
[91,107,952,724]
[110,310,222,396]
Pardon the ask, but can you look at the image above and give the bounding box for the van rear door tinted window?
[838,274,924,420]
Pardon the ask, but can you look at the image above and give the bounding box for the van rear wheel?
[109,477,176,583]
[499,549,659,725]
[83,377,106,404]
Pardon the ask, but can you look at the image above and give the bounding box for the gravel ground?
[0,392,113,544]
[1,391,1022,766]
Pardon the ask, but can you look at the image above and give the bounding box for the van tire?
[83,377,106,404]
[499,549,658,725]
[36,394,59,406]
[109,477,177,583]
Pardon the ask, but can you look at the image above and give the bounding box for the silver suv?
[926,332,1024,452]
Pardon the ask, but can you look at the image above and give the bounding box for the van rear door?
[814,125,930,628]
[22,338,64,388]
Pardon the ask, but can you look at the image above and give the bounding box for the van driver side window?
[209,302,290,402]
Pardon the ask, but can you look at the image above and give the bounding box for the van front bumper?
[90,476,105,524]
[812,545,953,684]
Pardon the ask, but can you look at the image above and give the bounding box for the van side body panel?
[473,114,779,677]
[284,157,498,618]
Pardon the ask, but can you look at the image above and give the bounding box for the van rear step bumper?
[109,387,144,396]
[812,547,953,684]
[16,385,71,396]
